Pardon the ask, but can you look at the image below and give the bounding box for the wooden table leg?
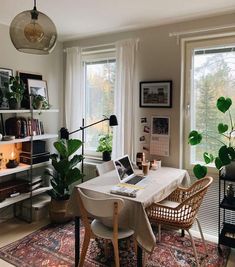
[137,244,142,267]
[75,216,80,267]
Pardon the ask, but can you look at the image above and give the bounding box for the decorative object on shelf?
[9,0,57,55]
[18,71,43,109]
[4,75,25,109]
[45,139,83,223]
[96,133,113,161]
[6,151,18,168]
[226,183,234,203]
[28,79,49,109]
[188,96,235,179]
[0,68,13,109]
[136,152,145,170]
[60,114,118,181]
[139,81,172,108]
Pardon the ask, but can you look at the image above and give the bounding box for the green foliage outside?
[46,139,84,200]
[96,133,113,153]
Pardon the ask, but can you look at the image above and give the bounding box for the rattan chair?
[77,188,137,267]
[146,176,213,267]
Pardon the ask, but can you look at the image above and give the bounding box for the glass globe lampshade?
[9,6,57,55]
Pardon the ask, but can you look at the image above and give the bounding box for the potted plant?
[45,138,84,222]
[4,75,25,109]
[32,94,50,110]
[97,133,113,161]
[188,96,235,179]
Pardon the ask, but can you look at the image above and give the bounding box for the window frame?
[183,35,235,175]
[81,51,116,159]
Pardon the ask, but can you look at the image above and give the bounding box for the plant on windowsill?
[188,96,235,179]
[45,138,84,223]
[4,75,25,109]
[96,133,113,161]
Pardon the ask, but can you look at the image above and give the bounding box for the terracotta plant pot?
[49,198,72,223]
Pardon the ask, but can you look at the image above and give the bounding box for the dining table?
[67,166,190,266]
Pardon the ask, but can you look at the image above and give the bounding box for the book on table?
[110,183,144,198]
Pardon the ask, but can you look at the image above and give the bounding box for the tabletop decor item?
[188,96,235,179]
[45,138,83,223]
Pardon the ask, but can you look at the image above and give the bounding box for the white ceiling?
[1,0,235,41]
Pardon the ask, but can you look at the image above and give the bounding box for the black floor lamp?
[60,115,118,182]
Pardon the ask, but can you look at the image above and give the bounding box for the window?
[184,37,235,172]
[82,54,116,156]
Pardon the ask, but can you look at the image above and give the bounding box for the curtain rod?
[63,42,115,52]
[169,24,235,37]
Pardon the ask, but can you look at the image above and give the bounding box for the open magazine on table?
[110,183,144,198]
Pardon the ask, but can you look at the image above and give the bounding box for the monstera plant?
[188,96,235,179]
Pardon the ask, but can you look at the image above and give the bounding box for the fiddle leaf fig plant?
[188,96,235,179]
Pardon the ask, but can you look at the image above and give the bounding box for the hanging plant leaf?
[188,131,202,145]
[218,145,231,165]
[215,157,223,170]
[218,123,228,134]
[193,164,207,179]
[203,152,214,164]
[228,147,235,160]
[216,97,232,113]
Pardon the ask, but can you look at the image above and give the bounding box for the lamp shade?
[109,115,118,126]
[9,7,57,55]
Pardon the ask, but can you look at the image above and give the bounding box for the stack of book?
[110,183,144,198]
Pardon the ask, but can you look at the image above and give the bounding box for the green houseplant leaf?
[188,96,234,179]
[46,138,84,200]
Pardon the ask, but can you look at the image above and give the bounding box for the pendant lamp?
[9,0,57,55]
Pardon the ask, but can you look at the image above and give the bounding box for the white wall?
[63,12,235,168]
[0,23,64,134]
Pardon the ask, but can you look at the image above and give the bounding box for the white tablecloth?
[68,167,190,253]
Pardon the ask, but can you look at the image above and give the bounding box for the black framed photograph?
[18,71,43,108]
[139,81,172,108]
[0,68,13,109]
[28,79,49,103]
[151,116,170,136]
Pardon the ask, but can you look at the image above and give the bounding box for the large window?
[184,37,235,172]
[83,56,116,156]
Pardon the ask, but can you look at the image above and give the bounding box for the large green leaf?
[217,123,228,134]
[215,157,223,170]
[193,164,207,179]
[218,145,232,165]
[188,131,202,145]
[65,168,84,186]
[228,147,235,160]
[67,139,82,157]
[54,139,67,158]
[203,152,214,164]
[216,97,232,113]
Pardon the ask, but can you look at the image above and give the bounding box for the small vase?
[34,100,43,110]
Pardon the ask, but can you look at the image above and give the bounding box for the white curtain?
[64,47,83,139]
[112,39,139,161]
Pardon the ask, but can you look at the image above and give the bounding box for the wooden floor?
[0,218,234,266]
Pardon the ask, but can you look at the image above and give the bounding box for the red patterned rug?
[0,221,230,267]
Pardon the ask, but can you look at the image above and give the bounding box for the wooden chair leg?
[78,229,91,267]
[104,239,109,259]
[195,217,208,256]
[112,238,120,267]
[187,229,200,267]
[158,224,161,242]
[133,236,137,256]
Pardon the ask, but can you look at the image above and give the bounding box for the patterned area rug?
[0,221,230,267]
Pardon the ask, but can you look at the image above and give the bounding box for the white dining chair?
[96,160,115,176]
[77,188,137,267]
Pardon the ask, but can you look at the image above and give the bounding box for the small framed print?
[0,68,13,109]
[27,79,49,103]
[140,81,172,108]
[151,116,170,136]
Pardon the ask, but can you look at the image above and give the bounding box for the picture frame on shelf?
[139,81,172,108]
[27,79,49,106]
[18,71,43,109]
[0,68,13,109]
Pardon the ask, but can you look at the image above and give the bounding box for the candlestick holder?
[6,159,19,168]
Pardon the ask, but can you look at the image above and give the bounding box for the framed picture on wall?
[0,68,13,109]
[28,79,49,104]
[18,71,43,108]
[139,81,172,108]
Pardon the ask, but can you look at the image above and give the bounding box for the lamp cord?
[34,0,37,9]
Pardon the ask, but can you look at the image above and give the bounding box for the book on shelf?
[110,183,144,198]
